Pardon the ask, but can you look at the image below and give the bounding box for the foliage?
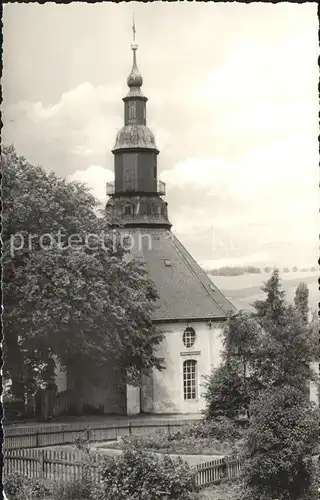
[253,268,286,324]
[98,448,196,499]
[2,145,164,402]
[195,480,241,500]
[51,475,98,500]
[203,359,249,421]
[180,418,243,442]
[3,473,51,499]
[208,266,261,276]
[241,386,319,500]
[116,419,243,455]
[294,282,309,325]
[252,304,317,393]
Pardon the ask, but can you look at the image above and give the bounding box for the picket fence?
[4,448,242,489]
[4,419,193,450]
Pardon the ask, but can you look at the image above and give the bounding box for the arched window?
[183,327,196,348]
[183,360,197,400]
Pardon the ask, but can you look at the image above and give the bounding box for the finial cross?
[132,14,136,42]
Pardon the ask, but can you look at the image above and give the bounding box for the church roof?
[126,228,237,322]
[113,124,158,152]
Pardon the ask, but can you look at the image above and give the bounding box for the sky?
[3,2,319,269]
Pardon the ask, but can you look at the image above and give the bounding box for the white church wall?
[147,320,224,414]
[126,384,140,415]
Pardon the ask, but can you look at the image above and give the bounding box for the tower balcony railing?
[106,182,115,196]
[106,180,166,196]
[157,180,166,196]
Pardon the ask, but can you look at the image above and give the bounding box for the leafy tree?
[294,282,309,325]
[204,312,261,421]
[2,145,164,404]
[241,386,319,500]
[223,311,261,385]
[203,358,249,420]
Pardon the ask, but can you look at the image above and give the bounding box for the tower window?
[183,327,196,348]
[124,205,133,215]
[129,103,136,120]
[183,360,197,400]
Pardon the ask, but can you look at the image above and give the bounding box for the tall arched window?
[183,360,197,400]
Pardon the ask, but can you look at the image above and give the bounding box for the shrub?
[241,386,319,500]
[4,473,51,499]
[51,473,98,500]
[181,417,243,443]
[118,419,243,456]
[98,448,196,499]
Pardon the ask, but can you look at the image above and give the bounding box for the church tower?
[106,26,171,229]
[104,21,237,415]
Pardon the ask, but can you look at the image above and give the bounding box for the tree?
[2,146,164,404]
[241,386,318,500]
[204,312,260,421]
[203,359,249,420]
[294,282,309,325]
[223,311,261,385]
[241,270,319,500]
[253,268,286,325]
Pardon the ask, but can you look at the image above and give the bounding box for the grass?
[195,480,241,500]
[111,437,233,456]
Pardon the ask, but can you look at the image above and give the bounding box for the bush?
[241,386,319,500]
[180,417,243,443]
[4,473,51,499]
[117,418,243,456]
[51,473,98,500]
[98,448,196,499]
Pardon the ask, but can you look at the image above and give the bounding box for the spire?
[127,14,143,89]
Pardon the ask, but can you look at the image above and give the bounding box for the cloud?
[2,3,317,267]
[68,165,114,205]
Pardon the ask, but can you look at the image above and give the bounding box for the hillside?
[209,271,319,313]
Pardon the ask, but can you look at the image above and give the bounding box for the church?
[54,34,237,416]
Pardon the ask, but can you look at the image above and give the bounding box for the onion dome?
[113,124,158,152]
[127,44,143,88]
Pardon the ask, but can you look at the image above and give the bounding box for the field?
[210,270,319,312]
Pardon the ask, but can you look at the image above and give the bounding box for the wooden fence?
[4,448,242,489]
[196,455,242,487]
[4,419,193,450]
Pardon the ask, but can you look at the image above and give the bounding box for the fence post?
[38,450,45,478]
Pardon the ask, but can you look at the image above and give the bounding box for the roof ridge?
[169,232,228,316]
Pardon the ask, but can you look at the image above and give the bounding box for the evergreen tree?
[294,282,309,325]
[253,268,286,324]
[241,270,318,500]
